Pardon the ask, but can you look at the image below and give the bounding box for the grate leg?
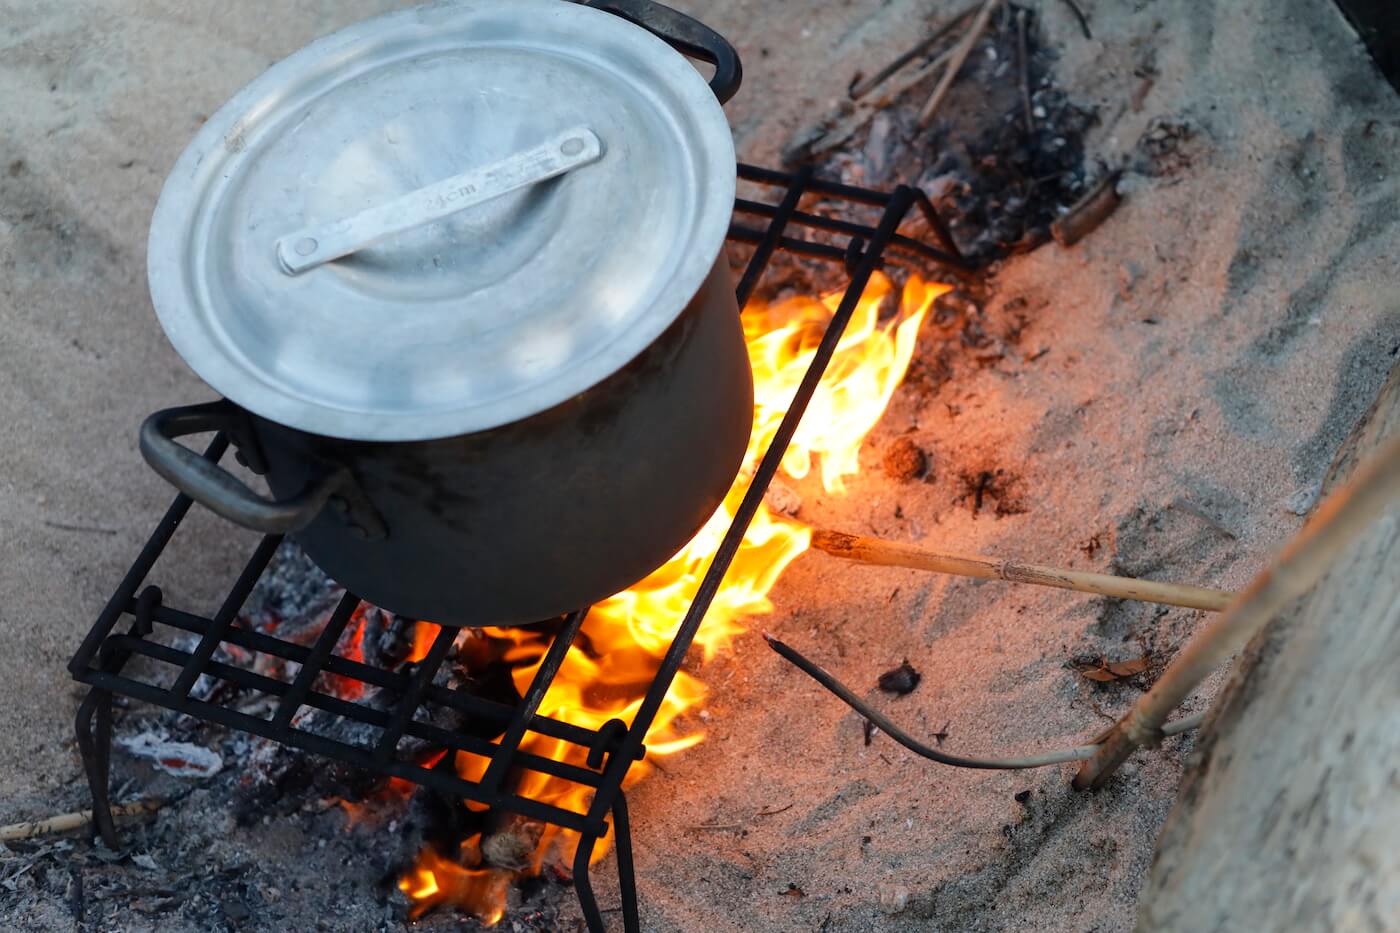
[573,830,605,933]
[612,793,640,933]
[74,688,119,849]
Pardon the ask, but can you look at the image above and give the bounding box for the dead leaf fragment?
[1107,657,1149,677]
[1074,656,1148,683]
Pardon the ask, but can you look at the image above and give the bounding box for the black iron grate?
[69,162,969,933]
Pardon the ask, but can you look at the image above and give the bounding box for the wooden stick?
[810,529,1235,612]
[917,0,1003,127]
[1073,433,1400,789]
[0,799,161,842]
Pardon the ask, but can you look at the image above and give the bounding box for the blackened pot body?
[247,260,750,626]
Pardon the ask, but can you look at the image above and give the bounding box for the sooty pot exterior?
[145,261,751,626]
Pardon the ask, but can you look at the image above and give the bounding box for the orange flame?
[325,607,369,700]
[399,841,512,925]
[400,272,948,921]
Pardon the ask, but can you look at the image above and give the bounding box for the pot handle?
[139,400,346,534]
[275,126,604,274]
[581,0,742,103]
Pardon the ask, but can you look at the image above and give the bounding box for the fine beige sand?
[2,0,1398,930]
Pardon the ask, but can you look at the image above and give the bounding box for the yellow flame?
[401,271,949,921]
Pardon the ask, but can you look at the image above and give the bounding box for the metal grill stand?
[69,164,968,932]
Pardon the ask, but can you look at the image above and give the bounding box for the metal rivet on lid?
[294,237,319,256]
[560,137,585,157]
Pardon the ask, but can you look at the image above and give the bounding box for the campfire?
[350,270,948,922]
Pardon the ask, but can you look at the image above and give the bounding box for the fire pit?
[4,0,1397,929]
[69,144,969,928]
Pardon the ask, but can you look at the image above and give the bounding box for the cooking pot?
[138,0,751,626]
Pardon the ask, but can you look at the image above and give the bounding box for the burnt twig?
[1050,170,1122,246]
[763,633,1201,770]
[1017,9,1034,135]
[1057,0,1092,39]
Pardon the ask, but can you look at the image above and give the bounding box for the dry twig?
[810,529,1234,611]
[1073,434,1400,789]
[917,0,1003,127]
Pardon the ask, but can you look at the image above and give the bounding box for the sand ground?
[2,0,1398,930]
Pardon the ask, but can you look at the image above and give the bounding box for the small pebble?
[1285,482,1321,515]
[879,883,910,914]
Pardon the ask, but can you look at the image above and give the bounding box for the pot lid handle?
[275,126,604,275]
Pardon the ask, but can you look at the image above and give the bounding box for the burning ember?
[391,271,948,922]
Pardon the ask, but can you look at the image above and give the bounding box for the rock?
[1284,481,1321,515]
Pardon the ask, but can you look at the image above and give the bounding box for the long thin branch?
[811,529,1234,611]
[764,633,1203,770]
[1074,434,1400,788]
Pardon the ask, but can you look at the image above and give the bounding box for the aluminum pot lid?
[148,0,736,442]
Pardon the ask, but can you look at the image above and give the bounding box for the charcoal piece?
[361,608,415,670]
[877,660,921,695]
